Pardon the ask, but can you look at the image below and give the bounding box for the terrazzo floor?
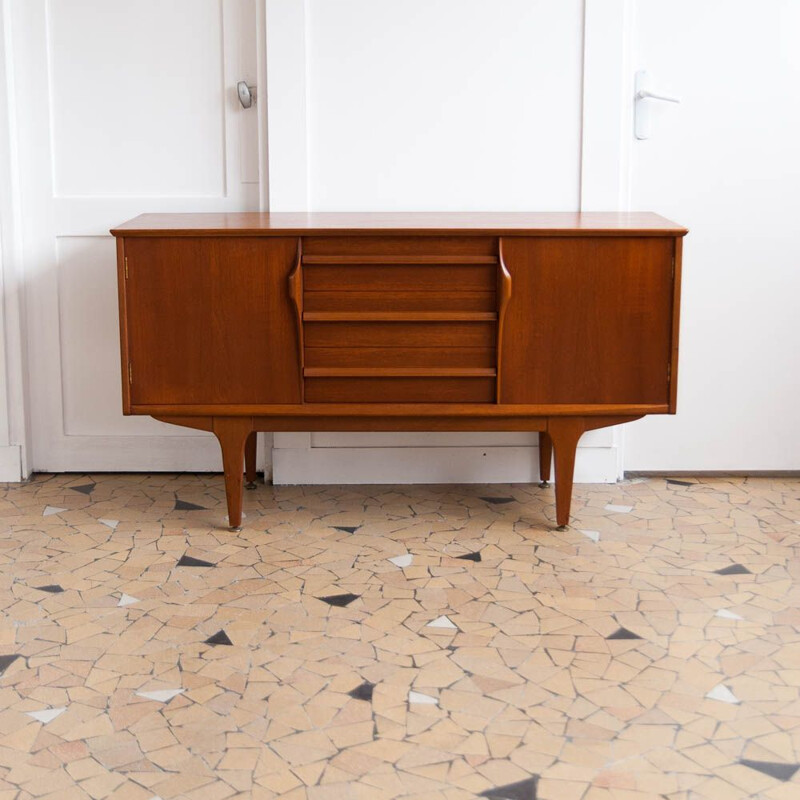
[1,473,800,800]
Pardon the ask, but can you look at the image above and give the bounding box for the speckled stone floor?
[1,473,800,800]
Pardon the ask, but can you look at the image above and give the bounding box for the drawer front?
[305,377,496,404]
[304,321,496,349]
[298,236,500,403]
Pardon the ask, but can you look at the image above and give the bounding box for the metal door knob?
[237,81,256,109]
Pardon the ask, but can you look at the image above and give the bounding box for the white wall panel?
[305,0,583,211]
[49,0,225,198]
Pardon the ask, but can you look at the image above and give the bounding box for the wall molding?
[0,0,31,481]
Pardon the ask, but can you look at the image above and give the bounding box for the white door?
[624,0,800,471]
[10,0,263,471]
[265,0,626,485]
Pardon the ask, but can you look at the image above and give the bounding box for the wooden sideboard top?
[111,212,687,238]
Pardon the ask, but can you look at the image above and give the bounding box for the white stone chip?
[705,684,740,704]
[578,529,600,542]
[26,707,66,724]
[605,504,633,514]
[388,553,414,568]
[43,506,66,517]
[118,594,140,607]
[99,519,119,530]
[427,615,457,630]
[408,691,438,705]
[135,689,185,703]
[715,608,743,620]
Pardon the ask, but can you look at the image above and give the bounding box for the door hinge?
[128,362,133,385]
[124,256,129,280]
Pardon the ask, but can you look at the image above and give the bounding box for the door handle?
[237,81,256,109]
[634,70,680,140]
[635,89,681,104]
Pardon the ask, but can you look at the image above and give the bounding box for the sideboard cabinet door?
[499,236,675,405]
[123,236,301,406]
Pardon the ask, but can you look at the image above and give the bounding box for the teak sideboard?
[111,212,687,531]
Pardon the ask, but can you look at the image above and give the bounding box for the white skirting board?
[0,445,23,482]
[272,430,625,485]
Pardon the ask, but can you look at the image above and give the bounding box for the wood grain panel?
[304,264,495,293]
[305,346,496,369]
[124,236,301,404]
[304,290,496,313]
[305,322,496,349]
[305,377,496,403]
[499,236,674,405]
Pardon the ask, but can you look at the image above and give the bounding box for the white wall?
[625,0,800,470]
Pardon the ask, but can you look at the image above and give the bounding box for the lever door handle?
[635,89,681,104]
[634,70,680,139]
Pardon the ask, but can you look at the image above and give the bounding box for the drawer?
[305,376,496,403]
[303,263,496,293]
[304,321,496,349]
[302,235,495,258]
[304,289,496,314]
[305,346,496,369]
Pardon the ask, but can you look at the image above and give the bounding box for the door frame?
[266,0,637,485]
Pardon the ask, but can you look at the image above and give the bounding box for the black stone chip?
[666,479,694,487]
[480,776,538,800]
[740,760,800,781]
[348,682,375,702]
[0,654,21,676]
[35,585,64,593]
[318,593,360,607]
[607,627,642,640]
[457,551,482,562]
[174,499,207,511]
[177,555,215,568]
[70,483,96,495]
[333,526,359,533]
[715,564,752,575]
[205,630,233,646]
[480,497,515,505]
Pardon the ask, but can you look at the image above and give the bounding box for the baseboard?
[0,444,22,481]
[627,470,800,478]
[273,444,621,485]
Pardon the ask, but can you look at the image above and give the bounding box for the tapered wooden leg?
[548,417,586,530]
[538,431,552,487]
[213,417,253,531]
[245,432,258,489]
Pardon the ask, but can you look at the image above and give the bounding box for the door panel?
[500,237,674,405]
[125,237,300,405]
[13,0,260,469]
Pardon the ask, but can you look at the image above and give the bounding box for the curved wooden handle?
[287,239,304,400]
[496,238,513,403]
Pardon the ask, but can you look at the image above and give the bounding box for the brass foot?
[245,481,257,491]
[538,481,550,489]
[229,525,243,532]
